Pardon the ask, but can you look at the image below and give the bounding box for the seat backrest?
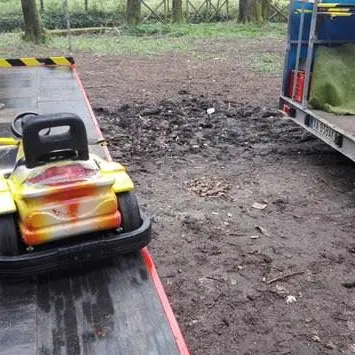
[22,113,89,169]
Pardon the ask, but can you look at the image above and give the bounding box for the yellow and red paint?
[17,178,121,246]
[0,141,134,246]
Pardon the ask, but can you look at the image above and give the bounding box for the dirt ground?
[77,37,355,354]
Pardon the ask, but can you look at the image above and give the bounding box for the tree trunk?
[172,0,183,23]
[238,0,268,23]
[261,0,269,20]
[126,0,141,25]
[21,0,45,43]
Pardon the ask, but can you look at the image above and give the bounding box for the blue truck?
[279,0,355,161]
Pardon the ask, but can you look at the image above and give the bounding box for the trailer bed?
[280,95,355,162]
[312,110,355,138]
[1,257,178,355]
[0,58,188,355]
[279,0,355,163]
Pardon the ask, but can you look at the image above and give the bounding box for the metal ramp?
[0,58,189,355]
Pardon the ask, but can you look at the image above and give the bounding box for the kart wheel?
[117,191,141,232]
[0,214,19,256]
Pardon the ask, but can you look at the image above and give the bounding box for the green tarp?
[309,44,355,115]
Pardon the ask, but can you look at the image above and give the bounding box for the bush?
[0,16,23,32]
[0,10,125,33]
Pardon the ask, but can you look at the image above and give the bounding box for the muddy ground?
[78,37,355,354]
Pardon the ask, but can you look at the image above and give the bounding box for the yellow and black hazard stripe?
[0,56,75,68]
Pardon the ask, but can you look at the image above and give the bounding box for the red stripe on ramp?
[73,64,190,355]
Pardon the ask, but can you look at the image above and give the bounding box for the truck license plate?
[311,118,337,141]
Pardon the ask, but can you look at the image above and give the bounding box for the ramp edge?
[73,63,191,355]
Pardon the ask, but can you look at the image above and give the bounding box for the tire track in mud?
[95,95,338,165]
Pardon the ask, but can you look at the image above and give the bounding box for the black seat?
[22,113,89,169]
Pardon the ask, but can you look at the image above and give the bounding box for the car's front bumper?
[0,212,151,280]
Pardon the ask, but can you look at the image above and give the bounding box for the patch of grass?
[250,53,284,74]
[0,22,286,58]
[128,22,286,39]
[66,34,189,55]
[0,32,190,57]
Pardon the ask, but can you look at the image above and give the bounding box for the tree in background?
[126,0,141,25]
[172,0,183,23]
[238,0,269,22]
[21,0,45,42]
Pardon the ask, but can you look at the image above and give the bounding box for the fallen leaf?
[312,335,320,342]
[252,202,268,210]
[256,226,270,237]
[348,320,355,331]
[286,295,296,304]
[275,284,288,296]
[186,177,230,199]
[250,235,260,239]
[325,342,336,350]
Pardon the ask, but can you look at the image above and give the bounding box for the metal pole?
[63,0,72,55]
[302,0,319,107]
[292,0,306,102]
[280,0,294,96]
